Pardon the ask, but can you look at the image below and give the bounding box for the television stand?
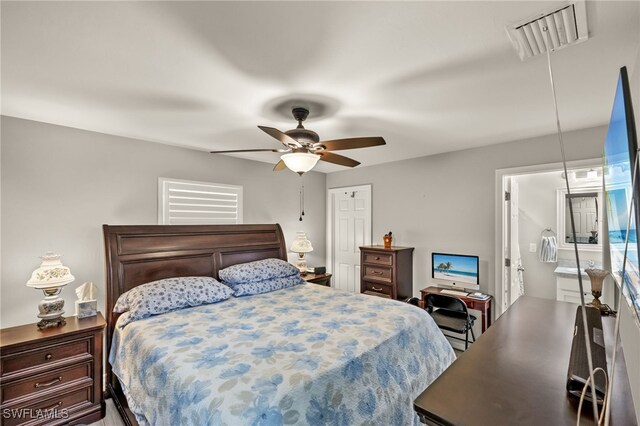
[420,286,493,332]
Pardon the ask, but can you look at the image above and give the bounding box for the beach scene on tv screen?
[433,254,478,285]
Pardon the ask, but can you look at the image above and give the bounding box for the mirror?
[557,187,603,251]
[565,192,599,244]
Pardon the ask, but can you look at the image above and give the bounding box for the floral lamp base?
[36,289,66,330]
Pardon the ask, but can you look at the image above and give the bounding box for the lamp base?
[37,316,66,330]
[587,301,616,316]
[296,254,308,275]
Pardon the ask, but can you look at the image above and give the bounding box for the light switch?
[529,243,537,253]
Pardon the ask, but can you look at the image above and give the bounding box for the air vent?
[506,1,588,61]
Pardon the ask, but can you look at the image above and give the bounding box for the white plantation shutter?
[158,178,243,225]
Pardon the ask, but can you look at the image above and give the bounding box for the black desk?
[413,297,637,425]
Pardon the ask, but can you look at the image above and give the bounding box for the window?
[158,178,243,225]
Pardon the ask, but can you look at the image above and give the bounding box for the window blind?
[158,178,243,225]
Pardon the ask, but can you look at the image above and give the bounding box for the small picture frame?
[75,300,97,318]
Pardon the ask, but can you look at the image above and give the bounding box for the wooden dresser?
[359,245,414,300]
[0,314,106,426]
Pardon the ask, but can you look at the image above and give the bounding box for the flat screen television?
[603,66,640,323]
[431,252,479,291]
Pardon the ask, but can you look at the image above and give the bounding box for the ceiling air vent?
[506,0,588,61]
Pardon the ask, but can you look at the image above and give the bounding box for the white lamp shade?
[290,232,313,253]
[281,153,320,173]
[26,253,75,289]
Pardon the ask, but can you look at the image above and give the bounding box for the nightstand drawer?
[1,362,92,404]
[363,281,393,297]
[363,252,393,266]
[1,338,91,377]
[2,385,93,426]
[363,265,392,283]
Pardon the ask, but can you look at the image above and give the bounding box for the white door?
[509,179,523,305]
[502,177,523,314]
[329,186,372,292]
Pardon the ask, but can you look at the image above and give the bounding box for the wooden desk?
[420,286,493,332]
[413,297,637,426]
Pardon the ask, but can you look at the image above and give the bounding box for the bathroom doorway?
[495,159,604,317]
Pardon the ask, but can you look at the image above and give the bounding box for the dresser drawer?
[1,338,91,377]
[363,281,393,297]
[363,252,393,266]
[1,362,92,404]
[363,265,392,283]
[2,385,93,426]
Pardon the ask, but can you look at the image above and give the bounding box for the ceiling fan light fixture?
[281,152,320,174]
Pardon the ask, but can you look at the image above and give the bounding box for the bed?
[104,224,455,426]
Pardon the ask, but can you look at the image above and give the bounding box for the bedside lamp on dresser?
[25,253,75,330]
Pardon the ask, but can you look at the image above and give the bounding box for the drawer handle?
[42,401,63,410]
[373,271,383,275]
[45,353,53,360]
[35,376,63,388]
[372,286,383,291]
[375,256,381,260]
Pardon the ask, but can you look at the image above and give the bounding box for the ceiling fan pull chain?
[301,184,305,217]
[299,184,303,221]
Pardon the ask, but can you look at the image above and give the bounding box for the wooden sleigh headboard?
[102,224,287,425]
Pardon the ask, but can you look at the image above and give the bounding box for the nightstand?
[304,273,332,287]
[0,313,106,426]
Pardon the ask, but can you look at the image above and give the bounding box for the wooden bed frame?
[103,224,287,426]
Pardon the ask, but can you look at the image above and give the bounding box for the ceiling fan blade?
[258,126,302,148]
[319,151,360,167]
[210,148,288,154]
[273,160,287,171]
[319,137,386,151]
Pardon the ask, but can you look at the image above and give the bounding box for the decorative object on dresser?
[290,231,313,274]
[383,231,393,248]
[303,272,332,287]
[0,313,106,426]
[75,282,98,319]
[360,245,414,300]
[26,253,75,329]
[308,266,326,274]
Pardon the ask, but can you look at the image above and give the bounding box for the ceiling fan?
[210,107,386,174]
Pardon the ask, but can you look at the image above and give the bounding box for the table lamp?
[26,253,75,329]
[290,232,313,274]
[584,267,613,315]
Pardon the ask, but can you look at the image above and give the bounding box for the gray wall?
[326,125,607,298]
[0,116,326,328]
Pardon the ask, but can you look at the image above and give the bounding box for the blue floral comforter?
[109,284,455,426]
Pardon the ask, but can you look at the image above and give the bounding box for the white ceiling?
[2,1,639,173]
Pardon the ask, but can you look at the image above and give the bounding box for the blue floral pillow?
[232,274,305,297]
[113,276,233,327]
[218,258,300,285]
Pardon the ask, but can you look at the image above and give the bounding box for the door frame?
[326,184,373,277]
[494,158,600,317]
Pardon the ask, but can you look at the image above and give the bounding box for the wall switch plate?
[529,243,537,253]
